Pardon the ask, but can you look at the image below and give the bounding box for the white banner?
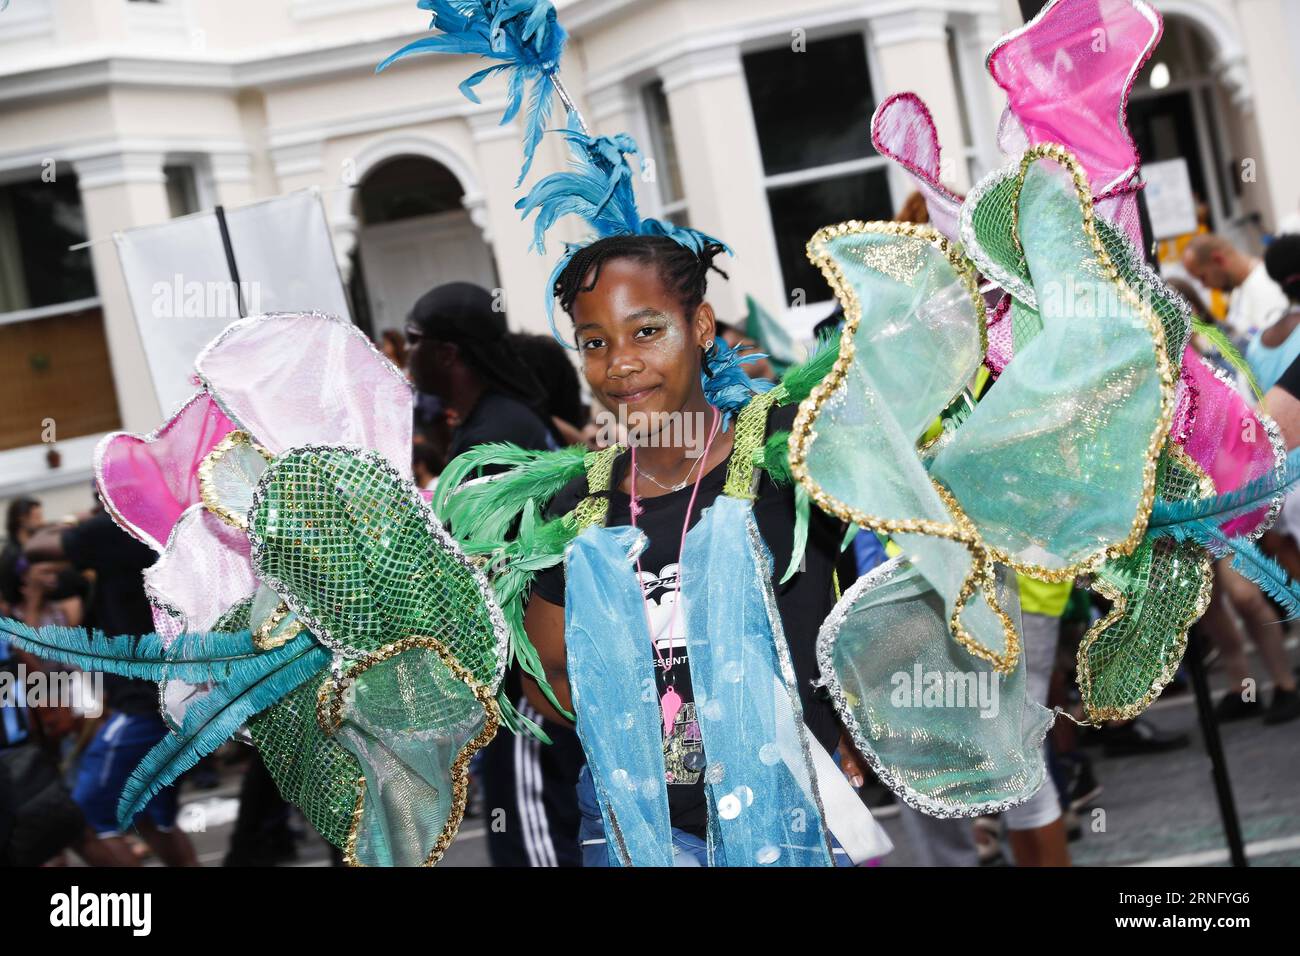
[115,190,351,414]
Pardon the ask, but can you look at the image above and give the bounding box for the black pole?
[1186,626,1249,867]
[214,204,247,319]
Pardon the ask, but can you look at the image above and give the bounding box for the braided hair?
[1265,234,1300,304]
[554,234,729,321]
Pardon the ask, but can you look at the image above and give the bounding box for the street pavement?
[140,638,1299,869]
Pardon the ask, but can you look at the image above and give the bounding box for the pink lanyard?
[629,404,722,736]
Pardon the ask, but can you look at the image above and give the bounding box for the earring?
[705,340,715,351]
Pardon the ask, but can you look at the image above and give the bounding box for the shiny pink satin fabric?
[195,313,414,473]
[987,0,1160,197]
[1183,353,1277,537]
[870,92,963,240]
[97,393,236,552]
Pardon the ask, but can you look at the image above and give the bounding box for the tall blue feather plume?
[377,0,567,185]
[116,634,331,831]
[516,123,731,348]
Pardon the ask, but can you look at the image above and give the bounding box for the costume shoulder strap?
[724,390,781,500]
[574,443,625,531]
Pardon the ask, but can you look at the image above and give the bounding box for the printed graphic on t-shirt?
[638,563,702,787]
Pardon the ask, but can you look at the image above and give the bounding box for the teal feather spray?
[0,620,267,685]
[1149,447,1300,535]
[116,634,331,831]
[376,1,569,185]
[516,122,730,348]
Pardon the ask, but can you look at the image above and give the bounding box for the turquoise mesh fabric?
[821,558,1052,815]
[931,161,1169,573]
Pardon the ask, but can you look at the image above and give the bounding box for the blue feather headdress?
[377,0,569,185]
[515,123,732,349]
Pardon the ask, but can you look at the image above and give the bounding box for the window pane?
[644,80,685,205]
[165,164,200,218]
[767,169,893,300]
[0,305,122,451]
[0,175,96,313]
[744,34,876,176]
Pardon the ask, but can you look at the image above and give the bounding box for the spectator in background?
[378,328,409,372]
[25,505,199,866]
[1248,235,1300,392]
[508,332,590,447]
[405,282,556,467]
[413,442,441,492]
[1,498,43,618]
[1182,234,1289,339]
[405,281,583,868]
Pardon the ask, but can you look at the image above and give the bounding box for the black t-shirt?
[446,390,557,466]
[530,404,844,837]
[1275,352,1300,401]
[61,511,160,716]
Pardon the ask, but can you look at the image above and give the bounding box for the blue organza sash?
[564,496,834,866]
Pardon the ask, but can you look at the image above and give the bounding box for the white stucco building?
[2,0,1298,519]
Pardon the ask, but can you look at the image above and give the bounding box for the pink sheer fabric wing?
[96,392,236,552]
[195,312,414,471]
[143,506,258,649]
[871,93,963,240]
[987,0,1161,196]
[1183,355,1279,537]
[985,295,1014,376]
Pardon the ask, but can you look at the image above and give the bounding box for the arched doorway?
[351,154,498,337]
[1129,11,1261,245]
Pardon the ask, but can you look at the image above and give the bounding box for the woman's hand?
[837,729,866,789]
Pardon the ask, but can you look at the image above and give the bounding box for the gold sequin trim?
[792,151,1178,671]
[791,220,1023,670]
[316,636,501,867]
[1076,444,1215,722]
[198,430,274,530]
[252,600,305,651]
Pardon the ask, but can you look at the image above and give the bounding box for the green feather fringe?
[1192,318,1263,402]
[772,328,841,407]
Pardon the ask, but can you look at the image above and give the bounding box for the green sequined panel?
[1097,218,1191,355]
[1078,453,1212,721]
[247,448,500,685]
[969,174,1027,283]
[211,599,359,849]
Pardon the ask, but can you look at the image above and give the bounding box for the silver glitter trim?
[959,161,1038,309]
[814,556,1046,819]
[1256,411,1288,539]
[245,445,510,695]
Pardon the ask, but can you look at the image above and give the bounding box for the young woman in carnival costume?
[5,0,1300,867]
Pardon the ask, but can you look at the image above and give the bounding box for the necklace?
[630,404,722,739]
[633,451,706,493]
